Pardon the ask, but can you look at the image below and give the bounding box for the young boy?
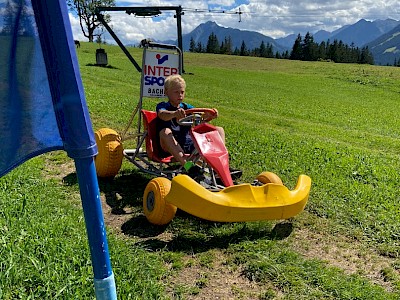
[156,74,224,176]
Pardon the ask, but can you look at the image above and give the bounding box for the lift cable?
[182,7,243,22]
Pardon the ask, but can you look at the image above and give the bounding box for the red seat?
[141,110,173,163]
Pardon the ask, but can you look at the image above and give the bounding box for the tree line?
[189,31,375,65]
[189,33,285,58]
[290,32,374,64]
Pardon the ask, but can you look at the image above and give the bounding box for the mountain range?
[163,19,400,66]
[180,21,287,54]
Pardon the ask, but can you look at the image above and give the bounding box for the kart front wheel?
[256,172,283,185]
[143,177,176,225]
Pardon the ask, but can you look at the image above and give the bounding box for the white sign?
[141,49,180,98]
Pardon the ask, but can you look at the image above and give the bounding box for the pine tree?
[318,41,327,60]
[189,37,196,52]
[206,32,220,54]
[290,34,303,60]
[196,42,203,53]
[220,40,226,54]
[359,46,374,65]
[302,32,317,61]
[266,43,274,58]
[240,40,248,56]
[283,50,290,59]
[337,40,345,63]
[224,36,233,55]
[206,33,213,53]
[259,41,267,57]
[328,40,339,62]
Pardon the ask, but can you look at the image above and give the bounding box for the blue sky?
[69,0,400,45]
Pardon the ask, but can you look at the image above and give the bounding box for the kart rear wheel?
[256,172,283,185]
[95,128,123,178]
[143,177,176,225]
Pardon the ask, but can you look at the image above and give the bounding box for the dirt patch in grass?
[100,194,134,230]
[288,218,397,292]
[166,250,269,300]
[43,153,76,182]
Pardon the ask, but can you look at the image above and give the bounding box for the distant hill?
[328,19,399,47]
[366,24,400,65]
[313,30,332,43]
[164,21,287,54]
[275,33,297,50]
[275,19,399,51]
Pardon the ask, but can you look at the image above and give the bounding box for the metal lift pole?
[175,6,185,73]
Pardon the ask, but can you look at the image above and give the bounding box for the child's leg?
[159,128,186,165]
[216,126,225,144]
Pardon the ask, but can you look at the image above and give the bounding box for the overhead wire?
[183,7,243,21]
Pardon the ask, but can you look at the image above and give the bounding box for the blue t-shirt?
[156,101,195,155]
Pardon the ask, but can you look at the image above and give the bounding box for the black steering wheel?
[177,108,217,126]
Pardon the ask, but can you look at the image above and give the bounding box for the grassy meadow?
[1,41,400,299]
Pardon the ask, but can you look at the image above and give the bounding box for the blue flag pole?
[74,157,117,299]
[29,0,117,298]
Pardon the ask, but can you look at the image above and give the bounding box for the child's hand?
[204,108,218,120]
[174,108,186,119]
[212,108,219,118]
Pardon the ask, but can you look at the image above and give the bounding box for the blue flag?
[0,0,97,177]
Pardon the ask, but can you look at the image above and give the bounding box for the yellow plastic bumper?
[165,174,311,222]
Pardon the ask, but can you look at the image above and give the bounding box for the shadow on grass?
[96,170,151,214]
[63,169,150,215]
[123,211,294,253]
[121,215,169,238]
[85,63,119,69]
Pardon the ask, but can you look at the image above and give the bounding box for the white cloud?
[208,0,236,6]
[68,13,86,41]
[105,11,179,44]
[69,0,400,44]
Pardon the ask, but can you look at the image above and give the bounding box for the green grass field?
[1,42,400,299]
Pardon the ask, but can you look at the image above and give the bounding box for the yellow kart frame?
[142,172,311,226]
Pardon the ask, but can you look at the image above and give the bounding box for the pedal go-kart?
[94,107,311,225]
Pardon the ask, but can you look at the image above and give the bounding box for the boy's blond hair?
[164,74,186,92]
